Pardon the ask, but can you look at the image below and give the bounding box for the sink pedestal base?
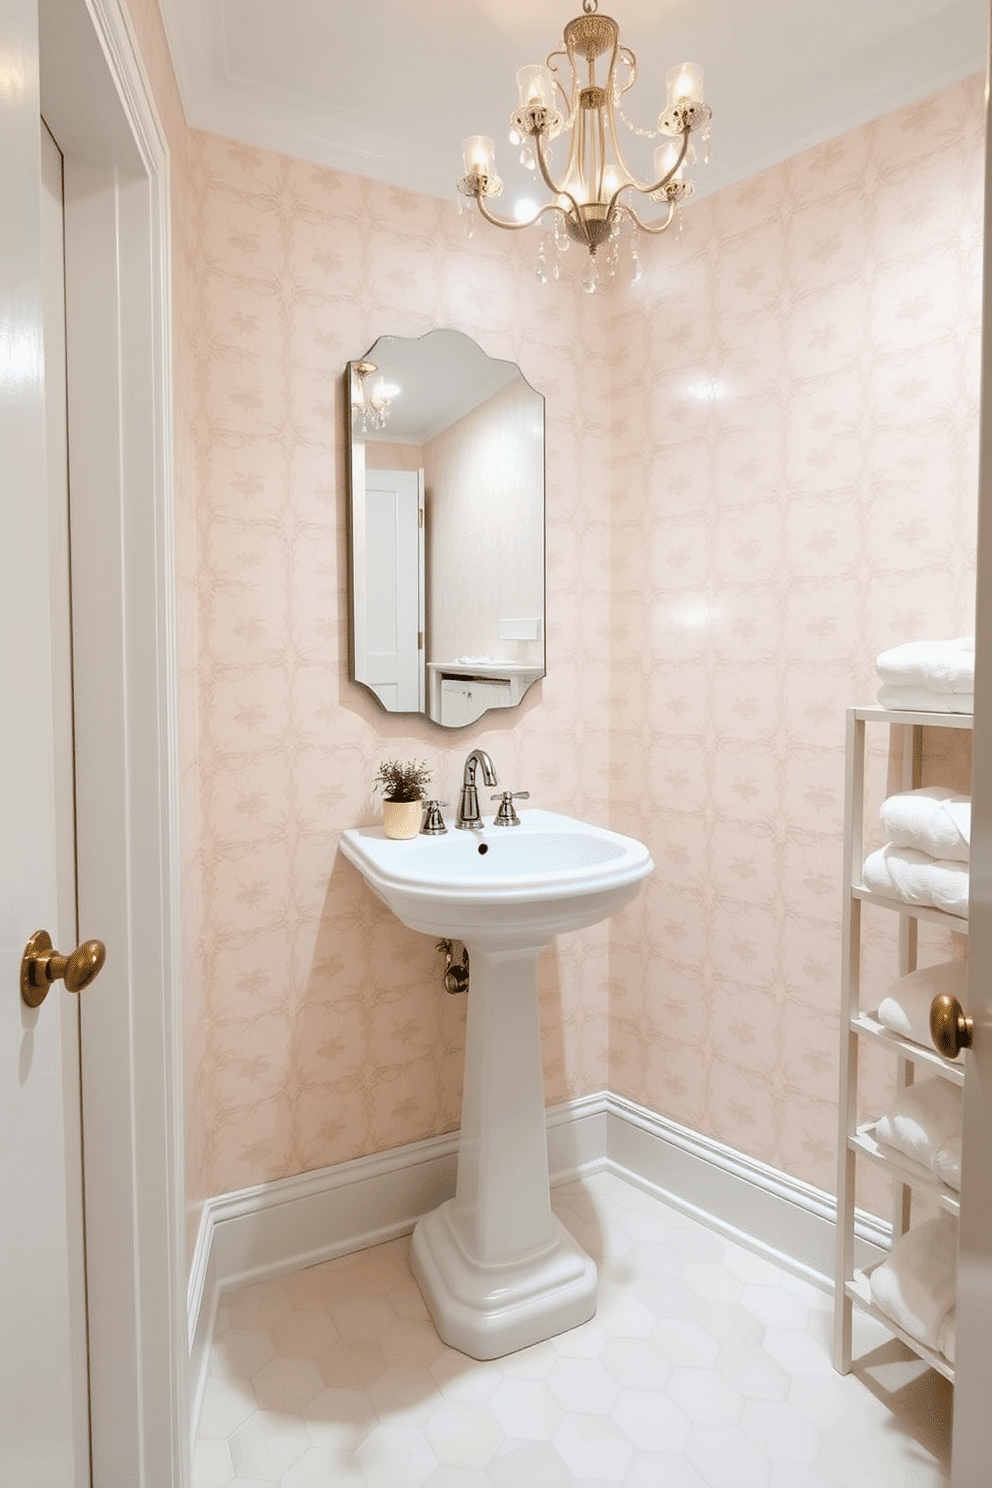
[411,1199,596,1361]
[410,941,597,1360]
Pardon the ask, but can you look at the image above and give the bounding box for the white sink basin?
[339,805,653,1360]
[339,808,653,945]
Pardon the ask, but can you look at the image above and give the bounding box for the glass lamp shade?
[602,165,621,198]
[655,142,684,182]
[462,135,497,176]
[666,63,704,106]
[517,65,555,111]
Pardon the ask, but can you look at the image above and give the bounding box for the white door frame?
[952,7,992,1482]
[37,0,188,1481]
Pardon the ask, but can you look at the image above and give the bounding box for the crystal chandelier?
[350,360,392,433]
[457,0,711,291]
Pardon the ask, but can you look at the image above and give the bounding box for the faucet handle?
[421,800,449,835]
[491,790,529,826]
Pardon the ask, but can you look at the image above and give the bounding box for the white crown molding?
[155,0,987,210]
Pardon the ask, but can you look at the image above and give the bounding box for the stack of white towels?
[877,957,968,1045]
[864,636,971,1363]
[870,1212,958,1364]
[867,960,966,1363]
[874,1073,962,1191]
[876,637,974,713]
[861,785,970,918]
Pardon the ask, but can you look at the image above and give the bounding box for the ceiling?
[358,331,525,446]
[158,0,988,210]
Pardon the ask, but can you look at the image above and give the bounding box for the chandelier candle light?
[351,360,392,433]
[458,0,711,291]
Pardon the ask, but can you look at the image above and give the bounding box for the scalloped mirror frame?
[346,329,546,728]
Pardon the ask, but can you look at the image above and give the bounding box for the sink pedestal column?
[410,940,597,1360]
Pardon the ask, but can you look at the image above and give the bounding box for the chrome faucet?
[455,749,498,830]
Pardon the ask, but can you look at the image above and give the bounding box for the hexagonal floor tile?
[270,1309,339,1359]
[194,1171,951,1488]
[553,1412,635,1482]
[250,1355,324,1414]
[488,1377,564,1440]
[423,1399,503,1468]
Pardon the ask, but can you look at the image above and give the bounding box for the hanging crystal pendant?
[554,214,570,255]
[605,217,622,283]
[456,196,476,240]
[539,233,561,283]
[581,254,599,294]
[630,241,643,285]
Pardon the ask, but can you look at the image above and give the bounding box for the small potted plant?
[373,758,433,839]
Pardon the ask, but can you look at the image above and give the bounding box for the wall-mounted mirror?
[346,330,545,728]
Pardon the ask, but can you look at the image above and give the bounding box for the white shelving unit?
[833,705,971,1384]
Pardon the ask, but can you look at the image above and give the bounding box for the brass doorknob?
[20,930,106,1009]
[930,992,974,1061]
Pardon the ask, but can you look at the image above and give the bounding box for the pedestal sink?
[339,808,653,1359]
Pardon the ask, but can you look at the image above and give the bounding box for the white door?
[1,1,188,1483]
[951,11,992,1476]
[363,469,425,711]
[0,112,89,1484]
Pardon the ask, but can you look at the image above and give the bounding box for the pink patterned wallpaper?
[607,78,982,1188]
[122,0,983,1226]
[184,132,617,1198]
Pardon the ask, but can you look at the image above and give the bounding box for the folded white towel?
[862,845,969,918]
[937,1306,955,1364]
[879,787,970,864]
[876,638,975,693]
[877,960,968,1045]
[875,1077,962,1190]
[876,684,974,714]
[933,1135,963,1192]
[869,1214,958,1349]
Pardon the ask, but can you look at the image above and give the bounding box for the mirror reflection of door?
[361,468,425,713]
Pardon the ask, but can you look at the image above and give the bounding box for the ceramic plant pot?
[382,799,424,839]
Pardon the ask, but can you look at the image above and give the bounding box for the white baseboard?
[604,1093,887,1287]
[188,1092,887,1436]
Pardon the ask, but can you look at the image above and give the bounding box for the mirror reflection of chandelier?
[457,0,711,292]
[351,360,392,433]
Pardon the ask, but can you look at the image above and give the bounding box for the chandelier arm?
[474,193,568,234]
[595,103,607,204]
[617,198,676,235]
[615,47,636,104]
[545,48,573,119]
[531,124,568,201]
[601,97,690,199]
[640,127,691,195]
[604,92,635,195]
[532,130,593,248]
